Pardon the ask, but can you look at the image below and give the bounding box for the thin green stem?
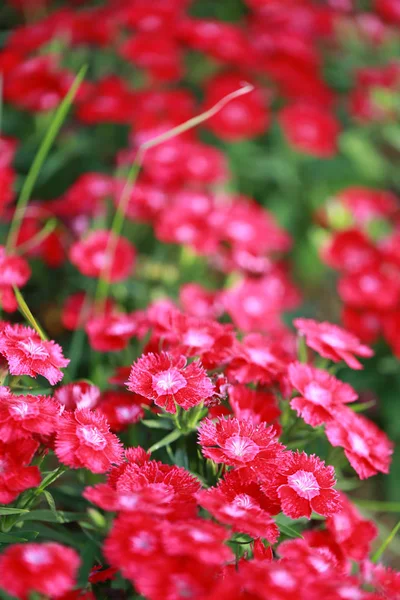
[372,519,400,563]
[6,65,87,252]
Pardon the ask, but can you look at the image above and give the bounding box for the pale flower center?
[78,426,107,450]
[23,547,51,566]
[288,469,320,500]
[18,339,49,360]
[304,382,332,406]
[223,435,260,462]
[320,332,348,349]
[247,348,274,366]
[243,296,264,316]
[130,532,156,553]
[152,368,187,395]
[183,329,214,349]
[348,432,369,457]
[116,405,141,422]
[9,401,31,419]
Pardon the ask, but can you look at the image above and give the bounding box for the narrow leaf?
[13,286,47,340]
[0,507,29,515]
[147,429,183,453]
[372,519,400,563]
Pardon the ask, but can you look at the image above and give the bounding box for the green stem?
[372,519,400,563]
[6,65,87,252]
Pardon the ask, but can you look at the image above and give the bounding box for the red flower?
[97,391,150,431]
[85,458,200,520]
[294,318,374,369]
[121,34,182,82]
[86,312,138,352]
[54,382,101,411]
[127,352,214,414]
[0,543,80,599]
[88,565,118,584]
[228,385,281,428]
[339,266,400,311]
[203,73,269,140]
[223,273,300,333]
[326,492,378,561]
[321,229,381,273]
[55,408,123,473]
[70,230,135,283]
[0,247,31,313]
[61,292,115,331]
[227,333,292,385]
[342,307,382,344]
[278,538,340,577]
[0,167,15,217]
[0,324,69,385]
[76,76,136,124]
[4,57,78,113]
[53,173,115,219]
[288,362,357,427]
[279,103,340,158]
[0,386,59,442]
[196,482,279,542]
[162,519,233,565]
[273,451,342,519]
[198,416,284,469]
[179,283,223,319]
[0,437,41,504]
[325,410,393,479]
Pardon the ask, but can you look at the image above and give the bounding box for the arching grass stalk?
[94,82,254,310]
[6,64,88,253]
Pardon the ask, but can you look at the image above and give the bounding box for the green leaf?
[6,64,88,251]
[147,429,183,453]
[18,510,87,524]
[353,499,400,512]
[0,507,29,515]
[0,532,31,543]
[277,523,304,540]
[141,419,173,430]
[372,519,400,563]
[13,287,48,341]
[78,542,99,587]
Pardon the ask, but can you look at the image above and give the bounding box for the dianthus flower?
[85,312,137,352]
[0,386,59,442]
[326,492,378,561]
[339,266,400,311]
[271,451,342,519]
[55,408,123,473]
[321,229,381,273]
[325,410,393,479]
[198,416,285,470]
[294,318,374,369]
[127,351,214,413]
[0,324,69,384]
[0,247,31,313]
[279,103,340,158]
[228,385,281,429]
[179,283,223,319]
[61,292,115,331]
[54,382,101,411]
[69,230,135,282]
[196,471,280,542]
[288,362,357,426]
[278,538,340,578]
[0,437,41,504]
[0,543,80,599]
[227,333,292,385]
[97,391,150,431]
[85,457,201,520]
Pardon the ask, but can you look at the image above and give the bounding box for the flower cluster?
[0,0,399,598]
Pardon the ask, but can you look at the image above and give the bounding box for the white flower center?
[224,435,259,462]
[348,432,369,457]
[18,339,49,360]
[152,368,187,395]
[78,426,107,449]
[304,382,332,406]
[23,547,51,566]
[288,469,320,500]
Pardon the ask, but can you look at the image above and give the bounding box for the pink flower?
[228,384,281,429]
[294,318,373,369]
[325,410,393,479]
[273,452,342,519]
[0,247,31,313]
[326,492,378,561]
[0,324,69,384]
[127,352,214,413]
[70,230,136,283]
[54,382,101,411]
[55,408,123,473]
[0,386,59,442]
[0,437,41,504]
[288,362,357,426]
[86,312,137,352]
[198,416,284,469]
[0,543,80,599]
